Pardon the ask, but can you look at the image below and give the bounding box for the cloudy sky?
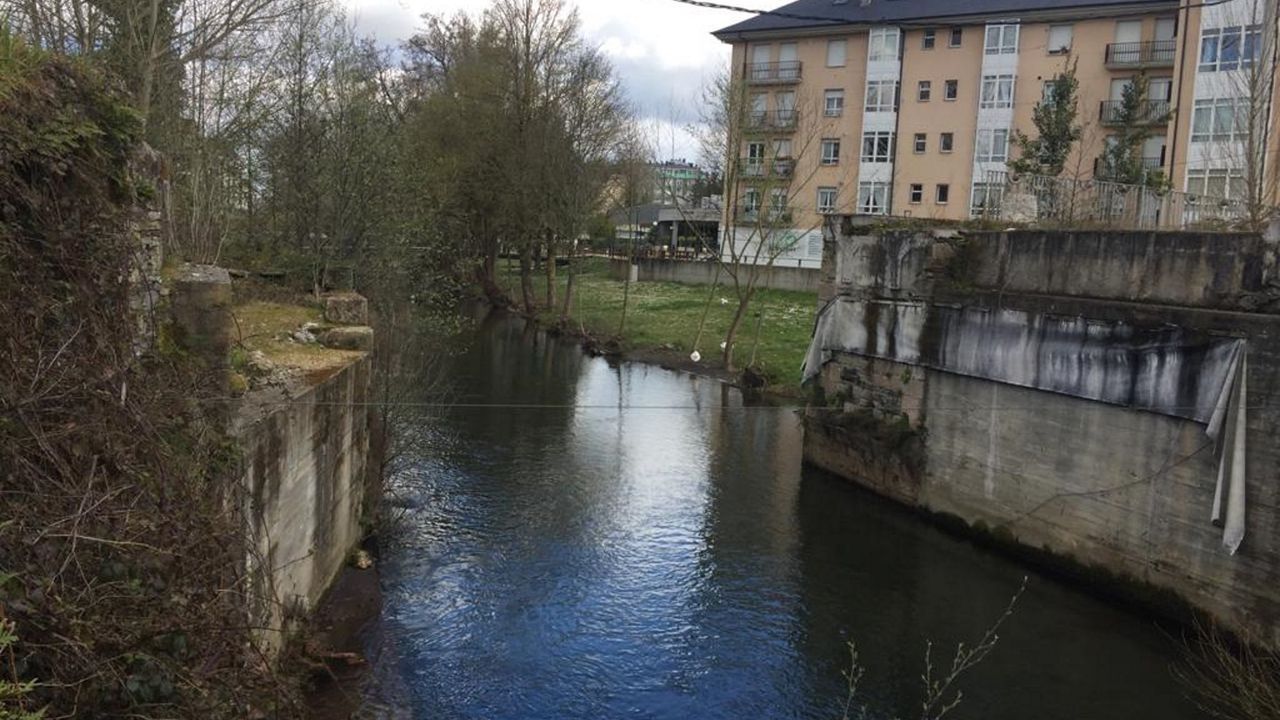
[341,0,777,159]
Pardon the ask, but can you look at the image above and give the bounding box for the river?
[372,309,1202,719]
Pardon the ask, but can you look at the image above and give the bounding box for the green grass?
[500,257,818,394]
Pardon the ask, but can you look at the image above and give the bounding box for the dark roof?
[713,0,1176,38]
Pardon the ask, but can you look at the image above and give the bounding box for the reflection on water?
[375,310,1199,719]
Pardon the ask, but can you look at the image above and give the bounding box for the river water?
[374,310,1202,719]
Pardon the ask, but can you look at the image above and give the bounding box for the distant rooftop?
[714,0,1177,38]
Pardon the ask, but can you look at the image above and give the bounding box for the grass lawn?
[499,257,819,394]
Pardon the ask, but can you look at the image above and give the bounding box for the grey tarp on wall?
[802,296,1249,553]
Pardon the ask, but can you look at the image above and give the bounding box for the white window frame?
[743,187,761,213]
[1191,98,1250,142]
[1200,25,1261,72]
[985,24,1019,55]
[1047,25,1073,54]
[865,80,899,112]
[1186,168,1244,200]
[980,74,1015,109]
[773,138,793,159]
[970,183,1005,217]
[909,184,924,204]
[827,39,848,67]
[913,133,927,153]
[770,187,788,213]
[923,29,936,49]
[861,131,895,163]
[936,184,951,204]
[918,80,932,102]
[975,128,1010,162]
[940,132,955,153]
[869,27,901,62]
[949,27,964,47]
[857,182,890,215]
[817,187,838,214]
[825,89,846,117]
[944,79,958,101]
[820,138,841,165]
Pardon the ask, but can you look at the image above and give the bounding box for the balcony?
[1094,155,1164,180]
[1105,40,1176,68]
[745,110,800,133]
[739,158,795,179]
[736,207,792,224]
[1099,99,1171,126]
[746,61,802,85]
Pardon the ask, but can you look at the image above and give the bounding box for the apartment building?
[713,0,1279,238]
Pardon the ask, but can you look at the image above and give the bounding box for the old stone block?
[170,263,233,364]
[319,326,373,351]
[323,293,369,325]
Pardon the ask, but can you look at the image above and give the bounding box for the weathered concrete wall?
[608,257,820,293]
[805,225,1280,644]
[238,355,372,655]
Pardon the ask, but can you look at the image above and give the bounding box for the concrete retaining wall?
[805,225,1280,644]
[238,354,372,656]
[608,257,820,293]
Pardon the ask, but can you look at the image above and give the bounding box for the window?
[923,29,936,49]
[858,182,890,215]
[950,27,963,47]
[1048,25,1073,54]
[909,184,924,204]
[975,128,1010,162]
[817,187,838,214]
[936,184,951,204]
[944,79,958,101]
[821,139,841,165]
[744,141,766,175]
[827,39,847,67]
[1191,98,1250,142]
[743,188,760,213]
[1200,26,1261,71]
[940,132,955,152]
[918,80,932,101]
[971,183,1004,217]
[985,24,1019,55]
[861,131,895,162]
[1042,80,1058,105]
[869,27,901,61]
[770,188,787,213]
[913,133,927,153]
[1186,168,1244,199]
[980,74,1015,108]
[865,80,899,111]
[825,89,845,117]
[773,138,792,159]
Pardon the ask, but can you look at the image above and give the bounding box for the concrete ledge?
[320,326,374,351]
[324,293,369,325]
[608,258,820,293]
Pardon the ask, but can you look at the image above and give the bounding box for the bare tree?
[691,67,841,372]
[1191,0,1279,229]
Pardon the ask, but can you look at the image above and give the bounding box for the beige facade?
[717,0,1279,231]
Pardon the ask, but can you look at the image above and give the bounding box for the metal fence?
[977,171,1253,230]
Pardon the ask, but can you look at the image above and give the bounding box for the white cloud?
[340,0,771,158]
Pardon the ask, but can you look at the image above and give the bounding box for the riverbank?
[497,257,817,396]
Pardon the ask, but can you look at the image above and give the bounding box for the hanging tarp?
[803,296,1249,552]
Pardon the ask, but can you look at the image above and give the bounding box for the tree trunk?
[545,233,557,309]
[560,245,576,323]
[519,243,536,315]
[722,291,754,372]
[480,241,502,302]
[618,247,632,337]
